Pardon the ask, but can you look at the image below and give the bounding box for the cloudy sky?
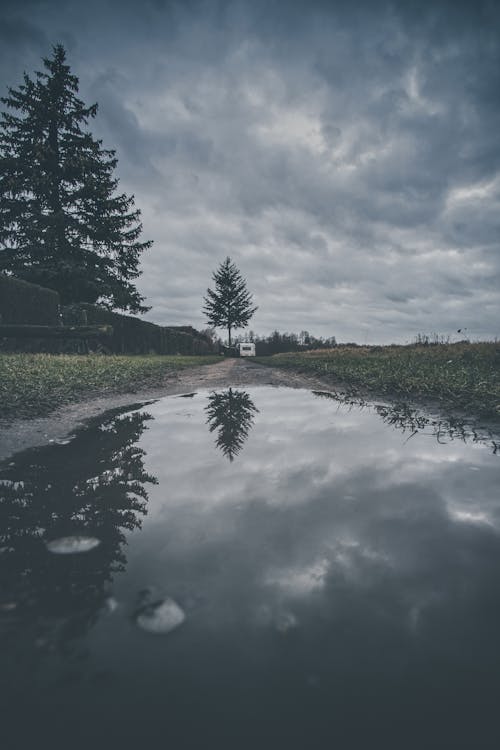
[1,0,499,343]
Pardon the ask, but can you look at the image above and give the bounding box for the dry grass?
[255,342,500,418]
[0,353,220,421]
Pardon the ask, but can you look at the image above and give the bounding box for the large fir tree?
[203,256,257,346]
[0,44,151,312]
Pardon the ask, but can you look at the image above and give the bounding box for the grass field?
[255,342,500,418]
[0,353,220,421]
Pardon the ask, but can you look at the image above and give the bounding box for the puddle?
[1,386,499,748]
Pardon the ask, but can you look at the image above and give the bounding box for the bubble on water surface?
[46,536,101,554]
[135,598,186,635]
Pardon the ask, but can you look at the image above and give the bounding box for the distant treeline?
[230,330,337,356]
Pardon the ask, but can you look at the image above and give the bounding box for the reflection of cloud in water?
[255,604,299,633]
[266,558,330,596]
[264,538,393,602]
[447,508,494,526]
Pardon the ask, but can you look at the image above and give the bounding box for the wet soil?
[0,359,336,461]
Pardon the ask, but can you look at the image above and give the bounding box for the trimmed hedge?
[0,274,60,325]
[0,276,215,355]
[62,304,215,355]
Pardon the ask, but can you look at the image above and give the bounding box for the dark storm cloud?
[1,0,499,341]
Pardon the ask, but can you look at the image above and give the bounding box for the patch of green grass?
[0,353,221,421]
[255,342,500,418]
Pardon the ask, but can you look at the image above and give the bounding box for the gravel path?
[0,359,334,461]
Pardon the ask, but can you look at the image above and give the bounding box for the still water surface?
[1,387,500,749]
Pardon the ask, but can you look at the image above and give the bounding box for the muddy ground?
[0,359,337,461]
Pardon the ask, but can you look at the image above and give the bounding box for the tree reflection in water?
[0,407,157,661]
[205,388,259,461]
[312,390,500,454]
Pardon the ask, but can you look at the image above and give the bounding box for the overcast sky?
[1,0,499,343]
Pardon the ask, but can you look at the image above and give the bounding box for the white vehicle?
[239,342,256,357]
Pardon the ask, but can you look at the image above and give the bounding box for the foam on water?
[135,597,186,635]
[46,536,101,554]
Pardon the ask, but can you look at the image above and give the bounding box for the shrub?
[0,274,60,325]
[61,304,215,355]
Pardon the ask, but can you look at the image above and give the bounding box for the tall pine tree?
[203,256,257,346]
[0,44,152,312]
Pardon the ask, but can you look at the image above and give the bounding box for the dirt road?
[0,358,333,461]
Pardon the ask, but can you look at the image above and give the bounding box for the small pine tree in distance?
[0,44,152,312]
[203,256,257,347]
